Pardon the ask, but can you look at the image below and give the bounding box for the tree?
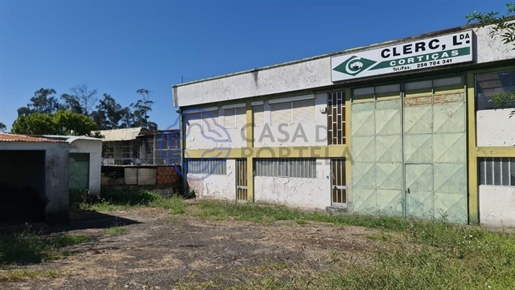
[12,114,57,135]
[60,93,84,114]
[53,110,97,135]
[0,122,6,132]
[467,4,515,109]
[11,111,97,136]
[17,88,61,116]
[91,94,130,130]
[70,84,98,115]
[131,89,157,130]
[14,85,157,131]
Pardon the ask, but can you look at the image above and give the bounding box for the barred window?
[255,158,316,178]
[478,157,515,186]
[187,158,227,175]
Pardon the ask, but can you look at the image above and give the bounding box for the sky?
[0,0,509,131]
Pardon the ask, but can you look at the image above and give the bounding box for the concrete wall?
[176,58,331,107]
[476,109,515,146]
[254,159,331,209]
[0,142,70,222]
[479,185,515,227]
[187,159,236,200]
[70,139,102,195]
[43,143,70,221]
[175,23,514,107]
[254,93,328,147]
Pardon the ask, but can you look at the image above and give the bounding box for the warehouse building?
[173,21,515,226]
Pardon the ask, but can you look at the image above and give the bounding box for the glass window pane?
[486,158,493,185]
[479,158,486,185]
[494,158,501,185]
[476,71,515,110]
[502,158,510,186]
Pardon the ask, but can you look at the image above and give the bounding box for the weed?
[150,196,186,214]
[0,229,92,264]
[75,188,186,214]
[0,269,60,281]
[104,226,127,236]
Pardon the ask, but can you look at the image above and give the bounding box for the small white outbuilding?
[44,135,103,196]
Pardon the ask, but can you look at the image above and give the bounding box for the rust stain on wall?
[434,93,465,104]
[404,96,433,107]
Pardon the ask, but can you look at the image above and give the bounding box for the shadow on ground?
[0,210,140,234]
[46,210,141,234]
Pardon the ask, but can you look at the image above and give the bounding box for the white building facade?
[173,21,515,226]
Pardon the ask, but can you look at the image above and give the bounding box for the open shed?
[0,133,70,224]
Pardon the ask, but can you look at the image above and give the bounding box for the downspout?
[400,85,406,217]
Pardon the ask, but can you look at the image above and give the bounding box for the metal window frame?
[186,158,227,175]
[254,158,316,178]
[327,91,346,145]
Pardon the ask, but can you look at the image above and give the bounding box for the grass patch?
[193,200,411,230]
[334,222,515,289]
[187,201,515,289]
[366,232,393,241]
[75,187,186,215]
[104,226,127,236]
[0,229,92,264]
[0,269,60,281]
[150,196,186,215]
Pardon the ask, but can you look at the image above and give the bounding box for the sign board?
[331,30,474,82]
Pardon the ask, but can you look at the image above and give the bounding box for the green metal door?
[432,92,467,223]
[351,98,402,215]
[403,86,467,223]
[375,99,403,217]
[405,164,433,220]
[69,153,90,190]
[351,77,467,223]
[351,101,377,214]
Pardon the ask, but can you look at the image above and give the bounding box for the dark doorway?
[0,150,47,223]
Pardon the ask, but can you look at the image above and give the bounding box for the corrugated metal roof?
[95,127,144,141]
[42,135,102,144]
[0,133,63,143]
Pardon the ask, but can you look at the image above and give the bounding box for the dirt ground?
[1,208,384,290]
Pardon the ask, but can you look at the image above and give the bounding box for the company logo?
[158,108,232,181]
[333,56,377,76]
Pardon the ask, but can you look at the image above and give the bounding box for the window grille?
[187,158,227,175]
[478,157,515,186]
[255,158,316,178]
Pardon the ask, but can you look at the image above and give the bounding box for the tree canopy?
[12,85,158,135]
[466,3,515,45]
[0,122,6,133]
